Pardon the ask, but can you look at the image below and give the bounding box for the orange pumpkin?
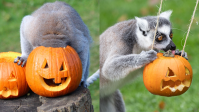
[143,53,193,96]
[0,52,21,63]
[26,46,82,97]
[0,52,29,99]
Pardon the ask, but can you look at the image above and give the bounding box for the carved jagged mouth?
[39,75,71,91]
[0,86,18,97]
[161,79,191,92]
[43,77,67,87]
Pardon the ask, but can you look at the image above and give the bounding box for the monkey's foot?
[14,56,27,67]
[79,81,87,88]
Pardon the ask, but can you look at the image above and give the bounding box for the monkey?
[100,10,187,112]
[14,1,93,87]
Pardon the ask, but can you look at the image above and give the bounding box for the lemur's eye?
[158,36,163,41]
[170,33,173,39]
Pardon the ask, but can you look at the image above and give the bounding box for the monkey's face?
[136,10,176,52]
[153,25,176,52]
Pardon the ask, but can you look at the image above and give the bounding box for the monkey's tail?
[86,69,99,87]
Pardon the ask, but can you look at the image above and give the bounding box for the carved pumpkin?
[143,53,193,96]
[0,52,29,99]
[0,52,21,63]
[26,46,82,97]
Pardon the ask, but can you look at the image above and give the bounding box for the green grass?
[0,0,99,111]
[100,0,199,112]
[2,0,199,111]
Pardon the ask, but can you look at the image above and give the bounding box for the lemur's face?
[135,10,175,52]
[153,25,176,52]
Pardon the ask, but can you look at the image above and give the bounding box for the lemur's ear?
[159,10,172,20]
[135,17,148,29]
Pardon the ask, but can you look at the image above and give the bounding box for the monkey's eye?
[170,33,173,39]
[158,36,163,41]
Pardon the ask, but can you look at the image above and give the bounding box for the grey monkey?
[100,10,187,112]
[14,1,92,87]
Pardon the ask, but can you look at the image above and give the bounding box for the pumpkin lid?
[0,52,21,63]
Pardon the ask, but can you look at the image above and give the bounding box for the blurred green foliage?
[100,0,199,112]
[1,0,199,111]
[0,0,99,111]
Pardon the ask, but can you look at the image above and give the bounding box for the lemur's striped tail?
[87,69,99,87]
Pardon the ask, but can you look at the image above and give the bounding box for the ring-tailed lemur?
[14,1,94,87]
[100,10,187,112]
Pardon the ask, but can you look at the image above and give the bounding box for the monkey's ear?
[135,17,148,30]
[159,10,172,20]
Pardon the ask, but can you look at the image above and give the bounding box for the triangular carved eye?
[44,63,49,69]
[60,62,67,71]
[9,72,16,79]
[166,68,176,77]
[8,71,17,81]
[41,59,49,69]
[185,67,190,75]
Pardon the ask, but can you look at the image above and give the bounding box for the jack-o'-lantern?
[0,52,29,99]
[0,52,21,63]
[26,46,82,97]
[143,52,192,96]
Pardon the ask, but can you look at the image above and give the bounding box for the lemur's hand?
[175,49,188,60]
[14,56,28,67]
[138,50,157,65]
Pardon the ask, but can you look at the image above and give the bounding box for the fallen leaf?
[140,8,149,16]
[118,14,128,22]
[159,101,165,109]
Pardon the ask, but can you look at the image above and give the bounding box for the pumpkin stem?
[163,50,174,57]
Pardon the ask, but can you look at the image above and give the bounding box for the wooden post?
[0,86,94,112]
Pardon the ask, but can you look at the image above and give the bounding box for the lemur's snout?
[143,31,147,36]
[169,41,176,50]
[170,43,176,50]
[163,40,176,52]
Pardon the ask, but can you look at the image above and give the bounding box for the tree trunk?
[0,86,94,112]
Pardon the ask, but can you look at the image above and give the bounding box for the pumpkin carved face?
[0,52,29,99]
[37,58,70,91]
[143,53,192,96]
[26,46,82,97]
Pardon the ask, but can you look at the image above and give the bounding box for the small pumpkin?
[26,46,82,97]
[0,52,21,63]
[143,52,193,96]
[0,52,29,99]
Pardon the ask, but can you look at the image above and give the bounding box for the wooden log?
[0,92,41,112]
[38,86,94,112]
[0,86,94,112]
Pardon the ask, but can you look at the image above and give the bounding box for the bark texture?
[0,86,93,112]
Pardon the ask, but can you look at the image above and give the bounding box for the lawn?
[1,0,199,112]
[100,0,199,112]
[0,0,99,111]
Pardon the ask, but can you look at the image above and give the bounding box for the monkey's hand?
[175,49,188,60]
[138,50,157,65]
[14,56,28,67]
